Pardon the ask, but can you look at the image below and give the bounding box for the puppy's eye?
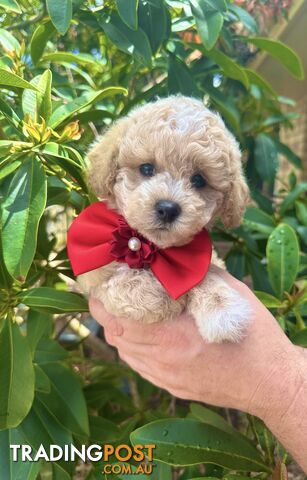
[191,173,207,189]
[139,163,155,177]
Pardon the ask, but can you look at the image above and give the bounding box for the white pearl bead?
[128,237,141,251]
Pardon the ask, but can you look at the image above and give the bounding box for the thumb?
[89,297,124,336]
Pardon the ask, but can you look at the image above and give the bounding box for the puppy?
[77,96,251,343]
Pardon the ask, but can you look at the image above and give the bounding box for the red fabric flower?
[110,218,157,269]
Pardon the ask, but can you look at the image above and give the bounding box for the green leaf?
[291,328,307,347]
[138,0,169,53]
[1,157,47,280]
[243,206,275,235]
[254,291,284,308]
[116,0,139,30]
[254,133,278,182]
[0,159,22,181]
[0,0,21,13]
[37,362,89,437]
[296,200,307,226]
[0,28,21,53]
[247,255,273,293]
[267,223,300,298]
[34,338,68,365]
[0,68,39,91]
[244,69,277,97]
[30,21,55,65]
[204,83,241,134]
[226,248,245,280]
[19,287,88,314]
[42,51,101,70]
[20,398,73,473]
[228,4,258,33]
[22,70,52,122]
[168,55,199,97]
[189,404,246,441]
[99,12,152,66]
[273,139,302,169]
[89,415,120,443]
[206,49,249,88]
[49,86,127,128]
[280,183,307,215]
[0,318,35,429]
[190,0,224,50]
[46,0,72,35]
[27,310,52,357]
[130,418,270,471]
[34,364,51,393]
[0,429,42,480]
[245,37,304,80]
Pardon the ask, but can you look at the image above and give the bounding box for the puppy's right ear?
[87,118,129,199]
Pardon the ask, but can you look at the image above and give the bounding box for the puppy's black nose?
[155,200,181,223]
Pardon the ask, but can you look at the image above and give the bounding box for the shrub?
[0,0,306,478]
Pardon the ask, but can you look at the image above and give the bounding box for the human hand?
[89,267,304,421]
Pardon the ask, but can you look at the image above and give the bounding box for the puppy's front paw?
[193,288,251,343]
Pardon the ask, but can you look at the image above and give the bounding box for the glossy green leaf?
[138,0,169,53]
[49,86,127,128]
[46,0,72,35]
[34,364,51,393]
[1,157,47,280]
[207,49,249,88]
[0,68,39,91]
[245,37,304,80]
[228,4,258,32]
[99,11,152,65]
[273,139,302,169]
[18,287,88,313]
[244,69,277,97]
[0,159,22,181]
[30,21,55,65]
[34,338,68,364]
[22,70,52,122]
[247,255,273,293]
[0,28,21,53]
[42,51,101,70]
[0,236,13,289]
[243,206,275,235]
[254,133,278,182]
[0,0,21,13]
[89,415,120,443]
[189,404,246,442]
[168,55,199,96]
[37,362,89,437]
[190,0,224,50]
[280,183,307,215]
[27,310,52,357]
[20,398,73,473]
[116,0,138,30]
[204,84,241,133]
[296,200,307,226]
[130,419,270,471]
[226,249,245,280]
[0,429,42,480]
[0,318,35,429]
[254,291,284,308]
[267,223,300,298]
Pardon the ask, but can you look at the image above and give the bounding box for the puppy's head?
[88,96,249,248]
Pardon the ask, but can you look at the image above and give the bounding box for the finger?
[119,352,189,398]
[89,297,124,336]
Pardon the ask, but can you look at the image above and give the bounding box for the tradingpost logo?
[10,443,156,476]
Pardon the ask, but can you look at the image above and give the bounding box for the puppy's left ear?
[220,138,250,229]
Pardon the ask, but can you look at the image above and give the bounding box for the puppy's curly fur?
[78,96,251,343]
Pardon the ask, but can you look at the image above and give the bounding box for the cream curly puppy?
[78,96,251,343]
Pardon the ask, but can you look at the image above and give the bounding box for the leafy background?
[0,0,306,478]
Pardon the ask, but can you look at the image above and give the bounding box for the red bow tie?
[67,202,212,300]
